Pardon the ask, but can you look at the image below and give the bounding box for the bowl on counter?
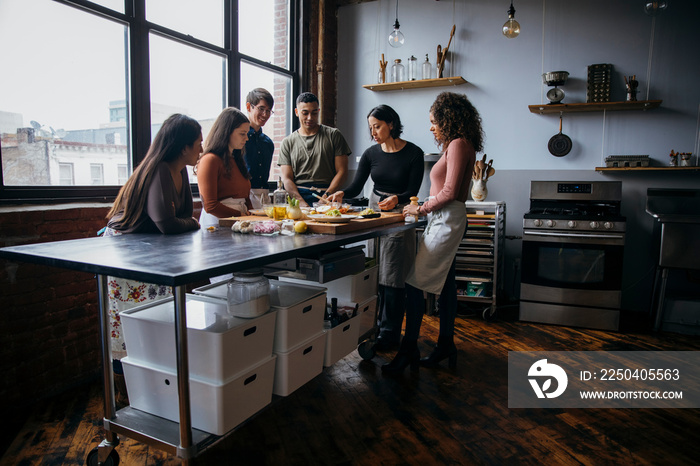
[263,204,274,218]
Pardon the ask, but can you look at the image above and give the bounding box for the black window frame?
[0,0,302,204]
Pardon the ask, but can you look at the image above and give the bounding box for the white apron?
[199,197,248,227]
[405,199,467,295]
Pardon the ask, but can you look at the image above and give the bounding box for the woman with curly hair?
[196,107,253,227]
[383,92,483,374]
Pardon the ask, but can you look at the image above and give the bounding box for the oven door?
[520,229,624,308]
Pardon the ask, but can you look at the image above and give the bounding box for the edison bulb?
[388,27,405,48]
[502,18,520,38]
[644,1,668,16]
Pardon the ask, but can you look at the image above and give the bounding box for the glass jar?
[280,219,295,236]
[422,54,432,80]
[407,55,417,80]
[227,268,270,318]
[391,59,404,83]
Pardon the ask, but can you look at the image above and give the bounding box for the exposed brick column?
[305,0,338,127]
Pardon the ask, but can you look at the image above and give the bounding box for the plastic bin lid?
[192,282,228,300]
[269,281,325,309]
[121,295,247,333]
[192,280,325,309]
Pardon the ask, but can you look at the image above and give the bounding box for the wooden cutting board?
[219,212,406,234]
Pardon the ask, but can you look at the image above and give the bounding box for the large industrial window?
[0,0,299,202]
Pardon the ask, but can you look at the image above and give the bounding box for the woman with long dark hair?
[104,113,203,401]
[329,104,424,351]
[107,113,202,234]
[196,107,253,227]
[382,92,483,374]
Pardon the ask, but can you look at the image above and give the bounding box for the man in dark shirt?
[244,88,275,207]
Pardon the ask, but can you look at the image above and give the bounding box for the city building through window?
[0,0,297,201]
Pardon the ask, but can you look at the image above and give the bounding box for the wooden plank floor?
[2,307,699,466]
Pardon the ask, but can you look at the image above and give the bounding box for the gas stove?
[519,180,626,331]
[523,181,625,233]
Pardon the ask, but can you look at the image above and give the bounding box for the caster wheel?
[86,446,119,466]
[357,340,376,360]
[482,307,494,322]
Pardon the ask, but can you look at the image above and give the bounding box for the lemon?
[294,221,308,234]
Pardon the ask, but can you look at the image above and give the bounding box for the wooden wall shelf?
[595,166,699,172]
[362,76,467,92]
[529,100,662,114]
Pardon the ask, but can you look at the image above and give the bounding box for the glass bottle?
[272,177,287,220]
[408,55,417,80]
[390,59,405,83]
[422,54,432,80]
[330,297,339,328]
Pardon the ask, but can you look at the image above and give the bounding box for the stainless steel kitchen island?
[0,220,423,465]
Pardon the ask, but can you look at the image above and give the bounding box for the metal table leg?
[95,274,119,462]
[173,285,196,462]
[357,237,382,360]
[654,267,669,331]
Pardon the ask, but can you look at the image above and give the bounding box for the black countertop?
[0,221,423,286]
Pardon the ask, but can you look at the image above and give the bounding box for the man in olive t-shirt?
[278,92,351,206]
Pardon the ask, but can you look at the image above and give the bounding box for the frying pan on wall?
[548,114,572,157]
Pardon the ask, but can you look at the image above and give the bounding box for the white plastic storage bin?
[323,314,361,367]
[356,295,378,339]
[269,281,326,352]
[273,331,326,396]
[193,280,326,353]
[122,354,276,436]
[120,295,276,383]
[280,265,377,303]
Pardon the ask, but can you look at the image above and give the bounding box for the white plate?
[307,214,355,223]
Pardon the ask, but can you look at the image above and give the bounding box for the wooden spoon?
[485,160,493,179]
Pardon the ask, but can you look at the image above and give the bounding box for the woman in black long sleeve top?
[331,105,424,350]
[341,138,424,204]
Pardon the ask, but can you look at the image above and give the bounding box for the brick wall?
[0,1,337,414]
[0,205,109,413]
[0,202,202,413]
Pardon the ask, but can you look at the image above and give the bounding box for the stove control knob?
[590,221,600,229]
[567,220,577,228]
[603,222,613,230]
[533,219,542,227]
[546,219,556,228]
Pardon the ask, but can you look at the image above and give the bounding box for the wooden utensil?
[379,53,388,83]
[437,25,456,78]
[475,160,485,179]
[486,166,495,179]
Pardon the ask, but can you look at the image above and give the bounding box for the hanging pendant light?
[644,1,668,16]
[388,0,405,48]
[502,1,520,39]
